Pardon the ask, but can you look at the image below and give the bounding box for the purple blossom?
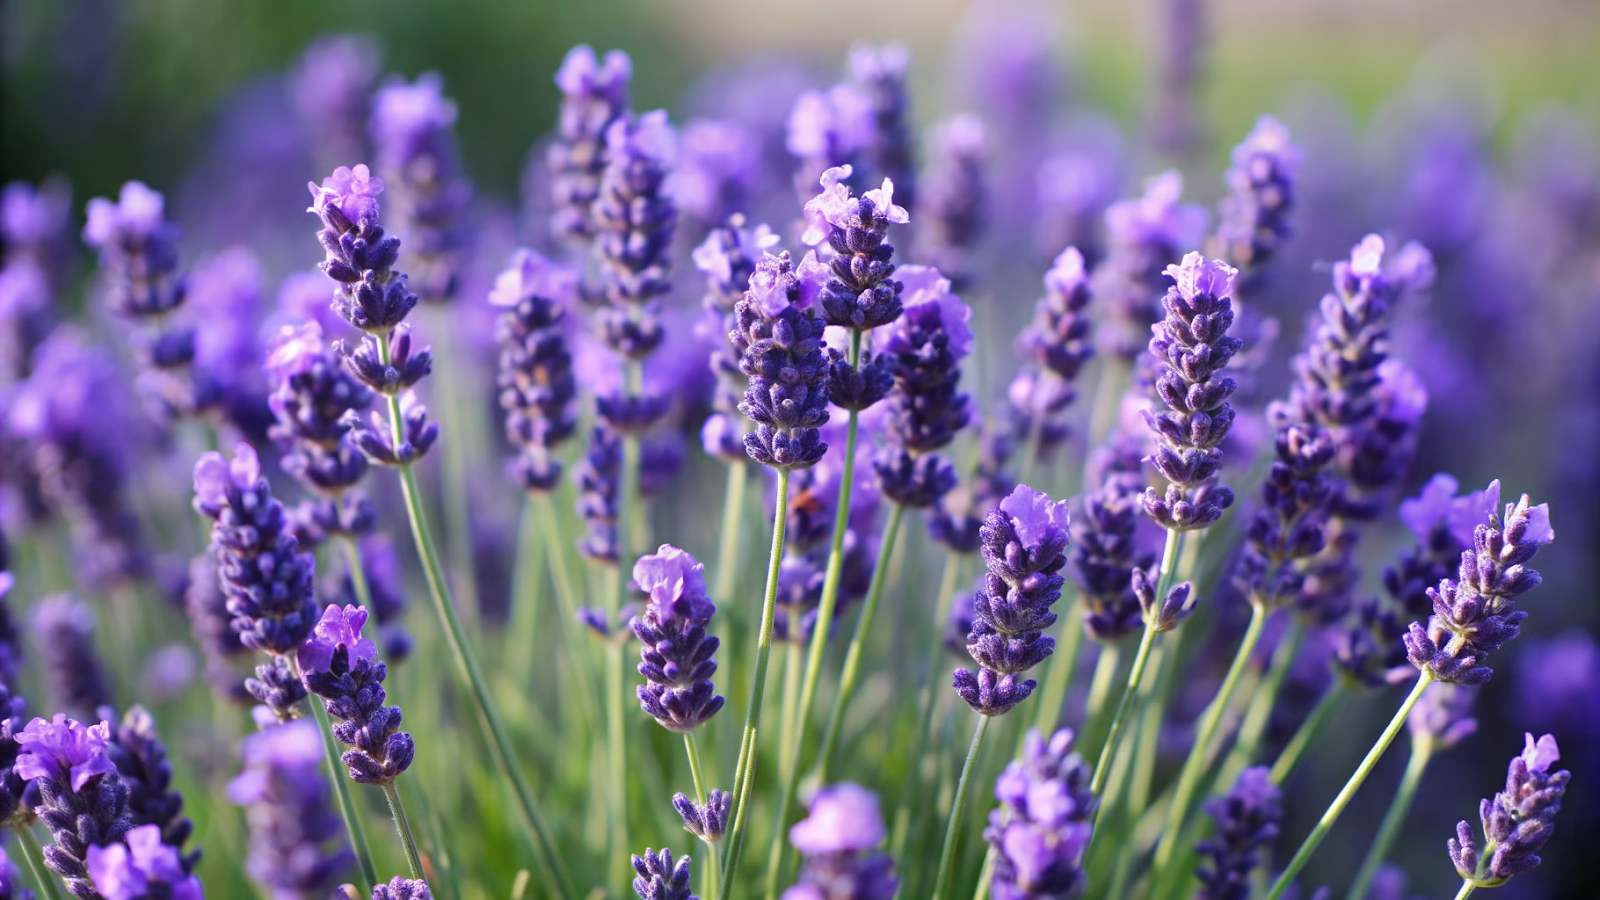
[1094,171,1207,360]
[309,164,384,228]
[1449,733,1570,887]
[228,719,352,897]
[1210,115,1301,281]
[297,604,378,675]
[733,251,832,470]
[3,179,71,251]
[489,247,579,310]
[549,45,632,244]
[631,847,695,900]
[630,545,723,733]
[82,182,166,247]
[14,715,116,793]
[986,729,1095,899]
[790,782,886,855]
[1196,767,1281,900]
[873,265,972,360]
[85,823,203,900]
[300,604,414,785]
[371,878,433,900]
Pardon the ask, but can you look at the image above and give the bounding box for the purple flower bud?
[631,847,695,900]
[371,877,432,900]
[85,823,203,900]
[783,783,898,900]
[1449,733,1570,887]
[673,789,730,842]
[1196,767,1281,900]
[14,715,116,793]
[495,249,579,493]
[301,605,413,785]
[986,728,1095,898]
[630,545,723,733]
[15,714,131,896]
[229,719,352,897]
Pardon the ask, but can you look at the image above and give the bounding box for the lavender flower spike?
[803,166,907,330]
[783,783,898,900]
[1449,733,1570,888]
[1210,116,1301,281]
[372,877,432,900]
[916,114,985,291]
[548,45,632,244]
[986,728,1096,899]
[1403,483,1553,685]
[632,847,696,900]
[308,164,414,335]
[30,594,113,723]
[493,248,580,492]
[954,485,1071,717]
[371,72,471,303]
[1094,172,1207,361]
[1195,767,1282,900]
[733,251,831,470]
[85,823,203,900]
[14,715,131,899]
[629,546,724,732]
[1141,252,1242,533]
[299,604,415,784]
[107,706,197,871]
[227,719,353,898]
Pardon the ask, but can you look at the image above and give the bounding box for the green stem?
[684,732,721,900]
[1151,603,1269,885]
[14,825,68,900]
[720,467,792,889]
[1454,880,1476,900]
[432,313,482,635]
[1270,681,1345,785]
[812,502,907,783]
[1223,617,1305,783]
[1088,622,1158,803]
[714,462,749,606]
[608,417,643,889]
[1345,740,1432,900]
[386,422,574,897]
[1265,672,1434,900]
[298,657,379,891]
[381,781,426,882]
[1080,643,1122,751]
[535,493,600,734]
[931,714,993,900]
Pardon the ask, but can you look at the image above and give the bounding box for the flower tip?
[1350,234,1386,277]
[1522,732,1560,772]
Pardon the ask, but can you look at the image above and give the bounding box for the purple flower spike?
[1195,767,1281,900]
[85,823,203,900]
[15,715,116,793]
[229,719,352,898]
[783,783,898,900]
[632,847,696,900]
[630,545,723,733]
[371,877,433,900]
[733,251,832,470]
[372,73,471,304]
[673,789,731,843]
[549,45,632,244]
[301,604,414,785]
[1403,488,1552,685]
[955,485,1071,716]
[1141,252,1242,533]
[917,114,986,291]
[1094,171,1207,360]
[803,166,906,332]
[495,249,579,492]
[1210,116,1300,283]
[15,715,132,897]
[1449,733,1570,888]
[298,604,376,675]
[986,728,1095,899]
[308,164,418,338]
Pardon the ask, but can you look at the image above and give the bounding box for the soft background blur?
[4,0,1598,897]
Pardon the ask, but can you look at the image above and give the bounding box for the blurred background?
[3,0,1598,897]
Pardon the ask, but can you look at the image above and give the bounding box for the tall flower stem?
[14,825,68,900]
[1080,643,1123,750]
[1088,528,1181,801]
[812,501,907,783]
[1345,739,1432,900]
[297,655,380,891]
[683,732,721,900]
[431,313,483,634]
[1270,681,1345,785]
[606,424,643,886]
[380,781,426,882]
[714,462,749,606]
[1265,672,1434,900]
[931,713,993,900]
[720,467,791,888]
[378,341,574,899]
[1453,880,1476,900]
[1221,617,1305,785]
[760,328,864,888]
[1150,603,1269,888]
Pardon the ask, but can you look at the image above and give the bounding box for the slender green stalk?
[14,825,68,900]
[1454,880,1476,900]
[931,714,993,900]
[971,848,995,900]
[1222,617,1305,784]
[1088,622,1157,803]
[297,657,379,891]
[381,781,426,881]
[684,732,721,900]
[812,502,907,783]
[760,643,806,899]
[1270,681,1345,785]
[1026,590,1084,744]
[1266,673,1434,900]
[378,349,575,898]
[1150,603,1269,886]
[605,425,643,888]
[762,328,865,890]
[1346,739,1433,900]
[720,467,792,888]
[714,462,749,606]
[535,493,600,732]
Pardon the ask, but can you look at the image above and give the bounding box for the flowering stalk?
[1448,733,1569,893]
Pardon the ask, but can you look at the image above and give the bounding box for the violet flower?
[632,847,696,900]
[1449,733,1570,888]
[0,670,31,828]
[1195,767,1281,900]
[786,85,874,207]
[673,789,731,843]
[629,545,724,732]
[227,719,353,898]
[181,554,250,703]
[84,823,203,900]
[916,114,986,291]
[782,783,898,900]
[1234,411,1336,610]
[1141,252,1242,534]
[802,166,906,333]
[1071,474,1155,644]
[107,706,196,872]
[492,248,580,491]
[574,424,623,564]
[549,45,633,245]
[1402,482,1552,685]
[1010,246,1095,464]
[371,878,432,900]
[30,594,113,723]
[954,485,1071,717]
[14,715,131,899]
[733,250,831,470]
[322,533,412,663]
[299,604,415,785]
[696,217,778,462]
[1209,116,1301,285]
[371,73,472,303]
[290,34,381,171]
[986,728,1096,899]
[848,43,916,212]
[1093,172,1206,361]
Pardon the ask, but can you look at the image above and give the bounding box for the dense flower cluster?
[85,823,203,900]
[493,249,580,492]
[916,115,985,291]
[300,604,415,784]
[227,720,352,898]
[985,728,1096,899]
[107,706,197,871]
[549,45,632,244]
[1209,116,1300,283]
[1010,246,1095,463]
[14,715,132,899]
[783,783,898,900]
[954,486,1071,716]
[695,217,776,460]
[631,847,696,900]
[1449,734,1570,887]
[733,251,831,469]
[629,546,724,733]
[1070,472,1154,643]
[1195,767,1281,900]
[803,166,906,332]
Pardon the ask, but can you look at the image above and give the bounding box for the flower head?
[297,604,377,675]
[14,714,115,792]
[83,182,166,247]
[489,248,579,309]
[308,164,384,227]
[633,545,714,625]
[86,823,203,900]
[789,782,886,855]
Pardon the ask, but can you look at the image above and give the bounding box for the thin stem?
[381,781,426,882]
[720,467,792,889]
[1223,617,1305,783]
[298,657,379,891]
[1151,603,1269,884]
[14,825,68,900]
[536,493,600,732]
[1345,740,1432,900]
[1270,681,1345,785]
[1088,623,1157,803]
[1026,588,1084,743]
[813,501,907,783]
[1454,880,1476,900]
[684,732,721,900]
[338,534,374,609]
[931,714,993,900]
[714,462,749,606]
[431,312,482,634]
[1265,672,1434,900]
[609,355,644,886]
